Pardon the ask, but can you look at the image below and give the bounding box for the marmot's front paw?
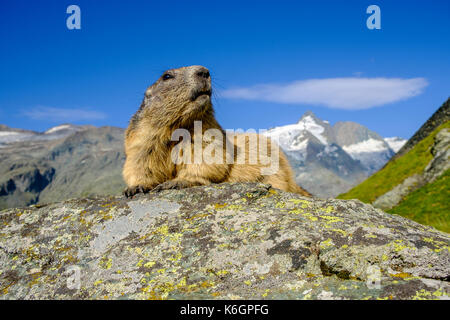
[152,180,191,192]
[123,185,151,198]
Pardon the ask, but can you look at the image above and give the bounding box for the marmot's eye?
[162,73,174,81]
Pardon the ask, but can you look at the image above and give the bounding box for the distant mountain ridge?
[0,114,405,209]
[0,124,126,209]
[0,124,91,146]
[265,112,406,197]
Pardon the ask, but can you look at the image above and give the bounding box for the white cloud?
[22,106,107,121]
[223,77,428,110]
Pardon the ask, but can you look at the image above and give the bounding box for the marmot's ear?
[145,85,154,98]
[144,88,154,107]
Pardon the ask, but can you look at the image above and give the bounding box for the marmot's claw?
[123,185,150,198]
[152,180,189,192]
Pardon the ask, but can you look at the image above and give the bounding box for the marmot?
[123,65,311,197]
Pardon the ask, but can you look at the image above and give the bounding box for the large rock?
[0,183,449,300]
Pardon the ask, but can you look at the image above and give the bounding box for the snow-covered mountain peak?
[265,123,308,152]
[265,111,406,182]
[266,111,329,152]
[296,115,328,144]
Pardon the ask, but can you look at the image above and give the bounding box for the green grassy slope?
[338,121,450,203]
[388,169,449,233]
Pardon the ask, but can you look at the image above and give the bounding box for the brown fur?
[123,65,311,197]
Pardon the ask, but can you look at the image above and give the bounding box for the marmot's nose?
[194,66,210,79]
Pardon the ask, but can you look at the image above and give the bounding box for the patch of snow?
[0,131,20,136]
[384,137,407,153]
[343,138,394,174]
[45,125,73,134]
[285,142,308,161]
[0,124,81,146]
[343,138,387,154]
[317,144,338,158]
[0,131,36,144]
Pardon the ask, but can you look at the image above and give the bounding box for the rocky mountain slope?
[265,112,405,197]
[0,183,448,300]
[394,98,450,159]
[339,99,450,233]
[0,125,126,210]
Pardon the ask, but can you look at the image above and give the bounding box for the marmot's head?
[141,65,213,127]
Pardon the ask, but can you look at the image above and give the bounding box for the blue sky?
[0,0,449,139]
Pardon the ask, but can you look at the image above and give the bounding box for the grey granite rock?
[0,183,449,300]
